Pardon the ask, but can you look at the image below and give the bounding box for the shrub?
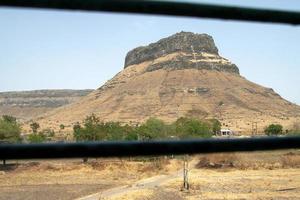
[2,115,17,124]
[0,115,21,143]
[28,133,47,143]
[30,122,40,133]
[59,124,65,130]
[208,118,221,134]
[264,124,283,135]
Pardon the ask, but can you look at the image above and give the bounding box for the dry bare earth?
[0,158,181,200]
[80,151,300,200]
[1,151,299,200]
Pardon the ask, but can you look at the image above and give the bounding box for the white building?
[219,129,233,136]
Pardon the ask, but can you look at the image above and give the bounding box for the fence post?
[183,155,189,190]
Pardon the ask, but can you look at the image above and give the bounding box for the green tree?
[264,124,283,135]
[73,122,83,141]
[0,115,21,143]
[30,122,40,133]
[122,124,138,140]
[174,117,212,138]
[105,122,124,140]
[124,131,138,140]
[137,118,168,140]
[73,114,108,141]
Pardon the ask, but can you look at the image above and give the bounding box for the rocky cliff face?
[124,32,239,74]
[0,90,93,121]
[33,32,300,134]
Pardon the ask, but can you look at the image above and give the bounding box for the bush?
[174,117,212,138]
[28,133,47,143]
[2,115,17,124]
[30,122,40,133]
[59,124,65,130]
[264,124,283,135]
[0,115,21,143]
[208,119,221,134]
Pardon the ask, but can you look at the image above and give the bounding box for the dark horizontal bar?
[0,0,300,25]
[0,136,299,160]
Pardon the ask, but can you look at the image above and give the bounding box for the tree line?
[0,114,299,143]
[73,114,221,141]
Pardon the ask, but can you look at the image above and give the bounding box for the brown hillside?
[34,32,300,134]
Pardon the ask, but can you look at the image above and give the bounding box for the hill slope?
[34,32,300,134]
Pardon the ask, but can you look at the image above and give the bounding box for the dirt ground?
[165,168,300,200]
[0,158,181,200]
[0,150,299,200]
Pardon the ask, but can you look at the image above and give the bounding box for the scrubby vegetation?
[28,132,47,143]
[30,121,40,133]
[264,124,283,135]
[73,114,220,141]
[0,115,21,143]
[27,128,55,143]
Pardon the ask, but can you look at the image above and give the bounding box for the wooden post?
[252,122,258,136]
[183,155,189,190]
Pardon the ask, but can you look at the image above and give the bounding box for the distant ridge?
[0,89,93,121]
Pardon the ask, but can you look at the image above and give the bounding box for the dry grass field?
[0,150,299,200]
[0,158,181,200]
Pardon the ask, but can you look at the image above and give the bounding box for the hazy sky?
[0,0,300,104]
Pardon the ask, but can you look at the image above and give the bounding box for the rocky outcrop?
[145,53,239,74]
[124,31,239,74]
[124,31,219,68]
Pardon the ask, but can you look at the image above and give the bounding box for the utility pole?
[255,122,258,135]
[183,155,189,190]
[177,103,189,190]
[252,122,258,136]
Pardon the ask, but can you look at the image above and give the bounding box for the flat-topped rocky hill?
[125,32,239,74]
[32,32,300,134]
[0,89,93,121]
